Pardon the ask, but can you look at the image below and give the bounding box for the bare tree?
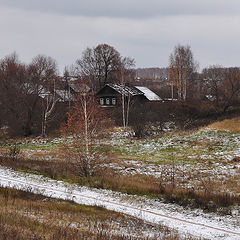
[75,43,135,129]
[202,66,240,113]
[202,65,225,110]
[66,94,108,144]
[0,53,59,136]
[0,53,32,135]
[76,44,128,90]
[221,67,240,112]
[94,44,121,87]
[28,55,58,136]
[64,92,111,177]
[41,80,58,136]
[75,47,98,90]
[168,45,198,101]
[120,57,135,128]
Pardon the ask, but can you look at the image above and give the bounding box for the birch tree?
[41,80,58,136]
[120,57,135,129]
[168,45,198,101]
[64,92,110,177]
[29,55,58,136]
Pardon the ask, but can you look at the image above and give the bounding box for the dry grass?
[0,187,184,240]
[0,127,240,215]
[0,155,239,214]
[203,117,240,132]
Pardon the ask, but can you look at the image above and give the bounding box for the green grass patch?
[107,130,240,165]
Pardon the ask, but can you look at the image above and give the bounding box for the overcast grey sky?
[0,0,240,72]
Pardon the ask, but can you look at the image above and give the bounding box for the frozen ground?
[0,166,239,240]
[106,129,240,194]
[108,129,240,163]
[108,158,240,193]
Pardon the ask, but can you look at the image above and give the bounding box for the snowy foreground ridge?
[0,166,239,240]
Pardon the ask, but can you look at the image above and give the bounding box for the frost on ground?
[108,157,240,193]
[0,166,239,240]
[105,129,240,194]
[108,129,240,163]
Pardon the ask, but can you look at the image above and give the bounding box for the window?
[112,98,116,105]
[106,98,110,105]
[100,98,104,105]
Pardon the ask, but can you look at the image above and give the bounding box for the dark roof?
[103,83,144,96]
[96,83,163,102]
[55,90,75,102]
[69,83,91,94]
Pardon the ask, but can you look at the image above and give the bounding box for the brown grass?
[0,155,239,214]
[203,117,240,132]
[0,187,184,240]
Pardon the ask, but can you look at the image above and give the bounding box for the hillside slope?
[204,117,240,132]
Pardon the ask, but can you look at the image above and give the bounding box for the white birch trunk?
[126,93,131,128]
[42,82,57,136]
[121,69,126,128]
[83,93,89,156]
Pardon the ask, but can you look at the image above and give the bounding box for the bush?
[8,143,21,160]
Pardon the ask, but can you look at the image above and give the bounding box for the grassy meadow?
[0,118,240,214]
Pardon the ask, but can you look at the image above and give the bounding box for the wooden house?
[95,83,162,107]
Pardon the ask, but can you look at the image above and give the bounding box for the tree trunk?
[121,69,126,129]
[126,93,131,128]
[83,93,89,155]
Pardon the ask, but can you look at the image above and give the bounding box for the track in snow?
[0,167,239,240]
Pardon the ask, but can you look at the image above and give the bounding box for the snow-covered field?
[0,166,239,240]
[104,129,240,194]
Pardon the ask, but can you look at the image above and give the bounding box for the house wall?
[98,96,118,106]
[96,85,148,107]
[96,86,119,106]
[96,86,119,97]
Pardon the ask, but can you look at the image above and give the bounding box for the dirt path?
[0,167,239,240]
